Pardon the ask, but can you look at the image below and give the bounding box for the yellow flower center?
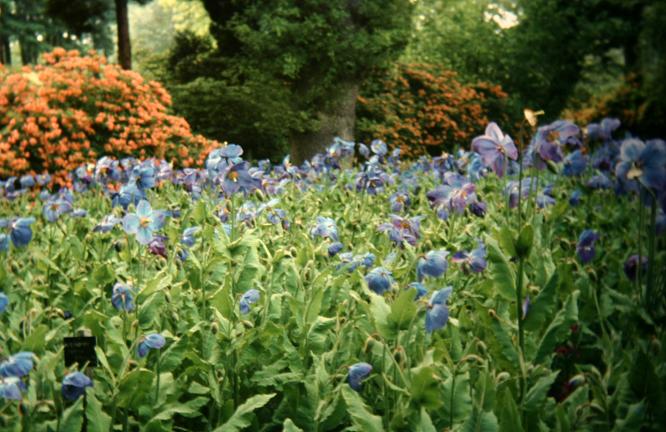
[140,217,151,228]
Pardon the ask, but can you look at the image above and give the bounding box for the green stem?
[516,257,526,400]
[449,366,457,428]
[154,352,161,405]
[647,194,657,313]
[638,196,645,299]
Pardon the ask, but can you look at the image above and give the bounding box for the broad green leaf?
[410,365,443,409]
[533,291,579,364]
[59,396,84,432]
[86,390,112,432]
[283,418,304,432]
[388,287,417,330]
[522,371,559,413]
[461,408,499,432]
[214,393,276,432]
[497,388,522,432]
[341,386,384,432]
[443,371,472,425]
[486,238,516,301]
[417,407,437,432]
[523,273,559,331]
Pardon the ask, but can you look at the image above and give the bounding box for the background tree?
[172,0,414,163]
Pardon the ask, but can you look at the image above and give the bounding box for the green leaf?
[461,408,499,432]
[497,388,522,432]
[533,291,579,364]
[497,226,517,258]
[283,418,304,432]
[306,316,336,352]
[515,224,534,259]
[443,371,472,425]
[486,238,516,301]
[489,315,519,368]
[523,273,559,331]
[214,393,276,432]
[416,407,437,432]
[85,390,112,432]
[341,386,384,432]
[369,292,393,339]
[613,401,646,431]
[59,396,84,432]
[410,365,443,409]
[388,288,417,330]
[522,371,559,413]
[304,285,325,327]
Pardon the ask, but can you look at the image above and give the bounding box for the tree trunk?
[290,82,359,165]
[115,0,132,70]
[0,37,10,65]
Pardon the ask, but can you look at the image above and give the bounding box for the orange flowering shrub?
[0,48,218,183]
[356,63,510,157]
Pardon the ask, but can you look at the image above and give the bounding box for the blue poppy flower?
[19,175,35,189]
[42,199,73,223]
[377,215,423,247]
[72,209,87,218]
[310,217,338,241]
[181,227,201,247]
[131,163,157,190]
[0,234,8,253]
[220,162,261,196]
[348,362,372,391]
[0,377,24,400]
[563,150,587,176]
[239,289,260,314]
[61,372,93,401]
[576,230,599,264]
[111,283,135,312]
[587,118,620,142]
[0,352,34,378]
[137,333,166,358]
[7,217,36,248]
[365,267,394,294]
[112,181,144,209]
[586,173,613,189]
[409,282,428,300]
[624,255,648,281]
[417,250,449,281]
[0,292,8,313]
[471,122,518,177]
[389,191,411,213]
[328,242,344,257]
[93,215,121,233]
[615,138,666,191]
[358,143,370,158]
[122,200,167,245]
[426,287,452,333]
[528,120,580,169]
[569,190,582,206]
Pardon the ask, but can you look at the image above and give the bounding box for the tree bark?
[290,82,359,165]
[115,0,132,70]
[0,37,10,65]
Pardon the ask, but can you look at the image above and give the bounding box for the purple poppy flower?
[504,178,533,208]
[426,287,452,333]
[0,292,7,313]
[624,255,648,281]
[348,362,372,391]
[220,161,262,196]
[311,217,338,241]
[365,267,393,294]
[137,333,166,358]
[563,150,588,176]
[61,372,93,401]
[576,230,599,264]
[417,250,449,281]
[378,215,423,247]
[111,283,135,312]
[389,191,411,213]
[427,174,477,215]
[36,173,51,186]
[471,122,517,177]
[469,201,487,217]
[123,200,167,245]
[0,377,24,400]
[148,235,168,258]
[240,289,260,314]
[528,120,580,169]
[0,352,34,378]
[451,242,487,273]
[615,139,666,191]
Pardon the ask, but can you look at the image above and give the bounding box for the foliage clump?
[356,63,510,156]
[0,48,217,183]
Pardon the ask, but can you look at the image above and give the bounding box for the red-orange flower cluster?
[357,63,509,157]
[0,48,218,184]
